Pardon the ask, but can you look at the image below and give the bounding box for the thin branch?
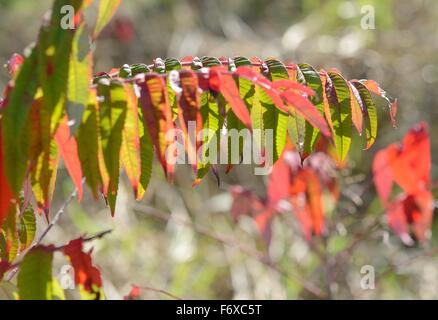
[132,203,326,299]
[7,179,84,281]
[137,285,182,300]
[54,229,113,250]
[6,229,112,279]
[33,180,83,248]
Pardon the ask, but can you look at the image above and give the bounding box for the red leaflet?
[372,148,395,204]
[63,238,102,297]
[401,122,430,186]
[373,122,433,243]
[265,148,333,240]
[209,66,252,129]
[280,90,331,137]
[267,149,300,209]
[176,70,203,171]
[137,74,175,181]
[6,53,24,77]
[0,126,13,229]
[0,261,10,281]
[54,116,83,201]
[124,285,141,300]
[234,66,286,111]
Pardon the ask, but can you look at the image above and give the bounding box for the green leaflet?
[37,0,89,137]
[352,81,378,149]
[298,64,325,153]
[77,89,101,198]
[264,59,289,162]
[327,71,352,163]
[287,111,306,152]
[19,205,36,252]
[196,93,222,182]
[1,48,38,194]
[165,58,182,119]
[31,136,59,215]
[94,0,121,38]
[137,108,154,199]
[120,85,141,197]
[226,107,247,166]
[67,22,92,134]
[195,56,223,182]
[98,80,127,215]
[0,206,19,263]
[18,247,53,300]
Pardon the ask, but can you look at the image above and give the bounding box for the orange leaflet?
[209,66,252,129]
[301,169,324,236]
[54,116,83,201]
[63,238,102,296]
[137,74,175,181]
[319,70,335,135]
[360,79,397,127]
[348,81,364,135]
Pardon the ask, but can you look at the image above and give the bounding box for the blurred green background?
[0,0,437,299]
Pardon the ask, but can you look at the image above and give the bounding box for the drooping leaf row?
[0,0,397,221]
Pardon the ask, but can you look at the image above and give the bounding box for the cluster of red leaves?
[230,145,338,241]
[373,122,434,244]
[63,238,102,297]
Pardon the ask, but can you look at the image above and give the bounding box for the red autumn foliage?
[63,238,102,296]
[230,146,338,241]
[373,122,433,244]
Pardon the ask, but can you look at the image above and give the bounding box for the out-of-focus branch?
[137,285,182,300]
[133,203,326,299]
